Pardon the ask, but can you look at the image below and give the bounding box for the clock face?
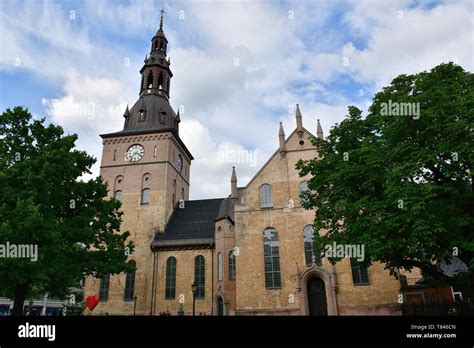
[177,155,183,173]
[126,144,145,162]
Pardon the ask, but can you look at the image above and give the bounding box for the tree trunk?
[11,283,28,316]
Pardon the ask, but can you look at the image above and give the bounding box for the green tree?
[0,107,133,315]
[297,63,474,298]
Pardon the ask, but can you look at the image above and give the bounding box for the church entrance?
[216,296,224,316]
[307,277,328,316]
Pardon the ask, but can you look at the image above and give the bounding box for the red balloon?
[85,295,99,311]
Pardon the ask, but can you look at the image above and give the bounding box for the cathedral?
[84,15,411,316]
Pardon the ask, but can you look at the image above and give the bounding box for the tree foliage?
[0,107,134,314]
[297,63,473,296]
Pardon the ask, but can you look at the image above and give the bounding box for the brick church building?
[84,15,415,316]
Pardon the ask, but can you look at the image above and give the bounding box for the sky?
[0,0,472,199]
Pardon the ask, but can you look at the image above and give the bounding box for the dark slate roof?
[102,94,177,136]
[153,29,167,40]
[100,94,193,160]
[216,196,234,222]
[151,198,225,249]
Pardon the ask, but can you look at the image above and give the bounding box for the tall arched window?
[263,228,281,289]
[165,257,176,299]
[259,184,273,208]
[181,188,185,201]
[99,274,110,302]
[141,188,150,204]
[217,253,223,282]
[194,256,205,298]
[228,251,236,281]
[146,71,154,88]
[124,260,136,301]
[304,224,321,267]
[158,72,164,89]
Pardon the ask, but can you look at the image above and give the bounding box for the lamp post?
[191,281,197,316]
[133,296,137,316]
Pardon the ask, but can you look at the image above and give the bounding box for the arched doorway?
[216,296,224,316]
[307,277,328,316]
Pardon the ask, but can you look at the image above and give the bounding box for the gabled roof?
[151,198,226,249]
[244,127,316,189]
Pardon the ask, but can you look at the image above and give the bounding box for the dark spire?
[231,166,238,200]
[123,104,130,118]
[317,119,324,139]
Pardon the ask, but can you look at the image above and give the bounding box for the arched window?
[167,78,170,91]
[194,256,205,298]
[113,149,117,161]
[350,258,370,285]
[300,181,309,205]
[181,187,185,201]
[158,72,164,89]
[172,179,176,206]
[114,190,122,202]
[147,71,153,88]
[259,184,273,208]
[304,224,321,267]
[228,251,236,281]
[141,188,150,205]
[99,274,110,302]
[263,228,281,289]
[124,260,136,301]
[114,175,123,193]
[165,257,176,299]
[217,253,223,282]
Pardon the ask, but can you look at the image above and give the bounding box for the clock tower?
[88,11,193,315]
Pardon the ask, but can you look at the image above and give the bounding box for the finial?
[123,104,130,118]
[279,122,285,136]
[231,166,238,200]
[279,122,286,155]
[159,6,165,30]
[317,119,324,139]
[295,104,303,135]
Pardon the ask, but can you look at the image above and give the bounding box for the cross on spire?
[159,6,165,30]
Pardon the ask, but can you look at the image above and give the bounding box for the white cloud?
[343,1,474,89]
[2,0,472,199]
[42,70,131,135]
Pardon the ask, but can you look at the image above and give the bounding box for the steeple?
[100,6,184,142]
[231,166,238,200]
[279,122,286,156]
[140,7,172,98]
[317,119,324,139]
[295,104,303,138]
